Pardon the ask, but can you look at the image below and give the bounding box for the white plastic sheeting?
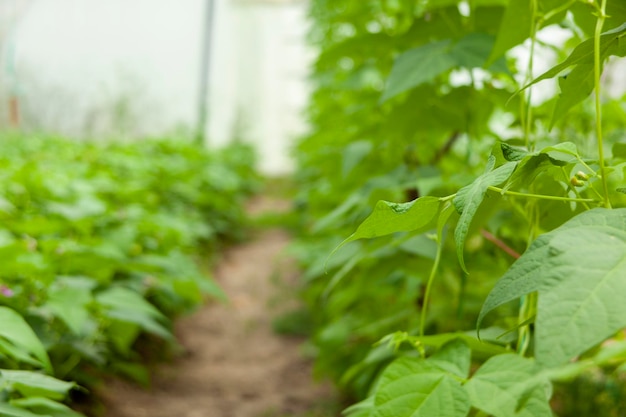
[0,0,311,174]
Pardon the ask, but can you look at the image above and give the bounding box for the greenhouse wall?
[0,0,311,174]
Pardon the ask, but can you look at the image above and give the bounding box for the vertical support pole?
[195,0,215,146]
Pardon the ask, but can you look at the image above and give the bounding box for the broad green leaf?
[450,33,508,73]
[342,141,373,178]
[45,285,92,335]
[453,159,518,272]
[372,346,471,417]
[10,397,84,417]
[0,370,75,400]
[465,354,552,417]
[96,287,172,340]
[382,34,507,102]
[520,22,626,91]
[46,196,106,221]
[540,142,579,159]
[0,308,52,373]
[487,0,532,65]
[502,154,554,192]
[345,396,375,417]
[0,339,43,368]
[613,142,626,159]
[477,233,550,329]
[535,221,626,367]
[551,62,594,126]
[500,143,529,162]
[478,208,626,367]
[502,142,578,191]
[428,339,471,379]
[381,41,456,102]
[571,1,626,35]
[0,403,48,417]
[333,196,440,255]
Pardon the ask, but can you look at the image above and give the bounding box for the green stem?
[523,0,539,151]
[588,181,607,201]
[488,186,597,203]
[419,234,444,337]
[594,0,612,208]
[541,0,577,22]
[575,156,597,175]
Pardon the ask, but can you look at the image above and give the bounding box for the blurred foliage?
[0,134,258,416]
[293,0,626,413]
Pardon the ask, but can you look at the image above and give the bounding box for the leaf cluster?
[0,134,258,416]
[294,0,626,414]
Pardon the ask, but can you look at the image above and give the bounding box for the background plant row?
[0,135,258,417]
[292,0,626,415]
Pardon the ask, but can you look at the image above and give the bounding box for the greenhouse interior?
[1,0,626,416]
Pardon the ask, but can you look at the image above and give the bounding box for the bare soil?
[100,201,336,417]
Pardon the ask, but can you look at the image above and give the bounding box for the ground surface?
[101,199,336,417]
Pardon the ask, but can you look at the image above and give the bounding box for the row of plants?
[0,134,258,416]
[293,0,626,415]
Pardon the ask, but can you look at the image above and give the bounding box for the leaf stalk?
[487,186,597,203]
[593,0,612,208]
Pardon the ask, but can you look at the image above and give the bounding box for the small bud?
[575,171,589,181]
[570,176,585,187]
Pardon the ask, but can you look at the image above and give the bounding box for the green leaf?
[551,62,594,126]
[520,22,626,91]
[478,208,626,367]
[453,159,518,272]
[487,0,532,65]
[382,34,507,102]
[500,143,529,162]
[332,196,440,255]
[372,341,471,417]
[0,403,49,417]
[96,287,172,340]
[0,308,52,373]
[381,41,456,102]
[345,397,375,417]
[428,339,471,379]
[464,354,552,417]
[342,141,373,177]
[451,33,507,73]
[45,284,92,335]
[0,370,75,400]
[10,397,84,417]
[613,142,626,159]
[502,142,578,191]
[571,1,626,35]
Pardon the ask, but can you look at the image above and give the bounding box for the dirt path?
[101,218,335,417]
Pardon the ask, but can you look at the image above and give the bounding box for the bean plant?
[0,135,258,416]
[294,0,626,415]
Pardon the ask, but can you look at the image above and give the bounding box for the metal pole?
[195,0,215,145]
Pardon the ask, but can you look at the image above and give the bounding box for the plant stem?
[487,186,597,203]
[420,237,443,337]
[541,0,577,22]
[593,0,612,208]
[576,157,597,175]
[523,0,539,151]
[439,194,457,203]
[480,229,521,259]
